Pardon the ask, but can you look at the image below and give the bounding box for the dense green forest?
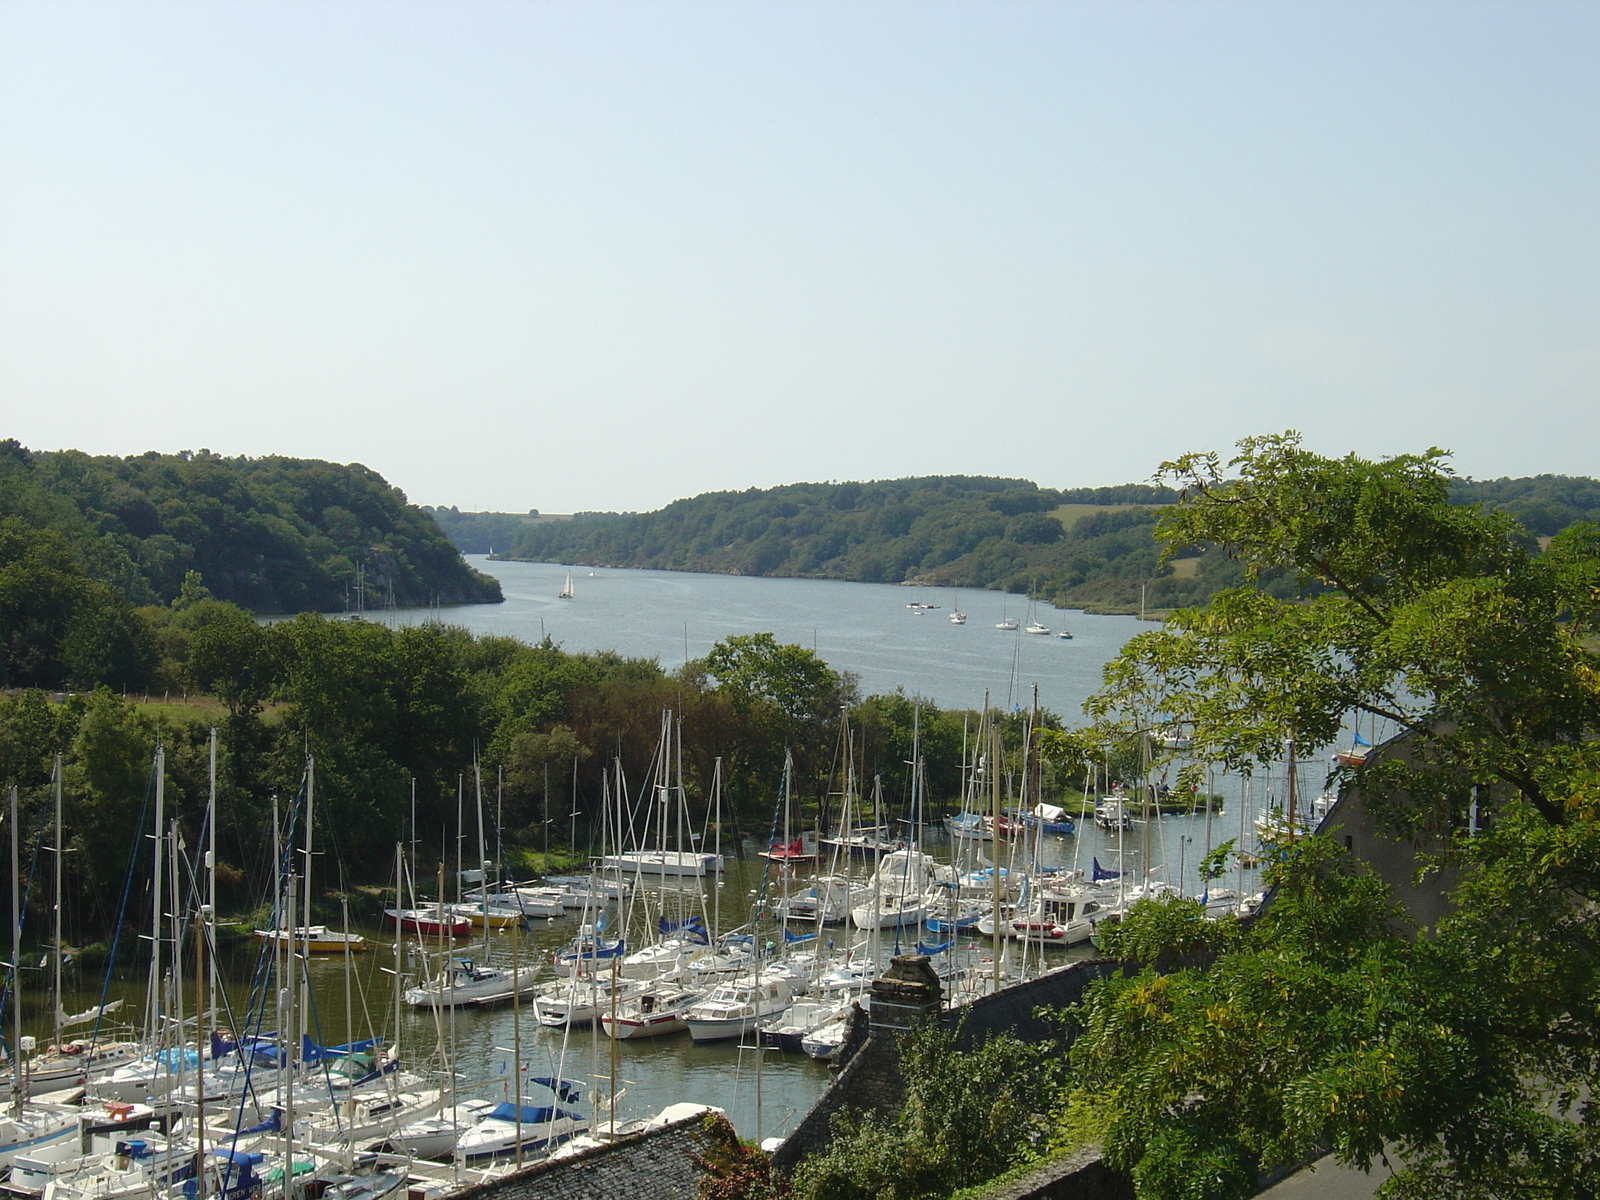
[472,471,1600,615]
[0,441,501,690]
[0,441,500,613]
[484,477,1190,613]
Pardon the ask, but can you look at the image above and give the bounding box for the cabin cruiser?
[683,979,793,1043]
[599,984,703,1040]
[403,958,540,1008]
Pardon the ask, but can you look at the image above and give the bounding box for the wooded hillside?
[0,441,501,613]
[464,471,1600,615]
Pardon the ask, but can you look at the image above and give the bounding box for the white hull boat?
[599,850,723,878]
[388,1099,497,1161]
[404,960,541,1008]
[683,980,793,1043]
[599,986,702,1040]
[455,1103,589,1162]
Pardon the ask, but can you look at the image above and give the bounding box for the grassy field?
[131,695,287,724]
[1047,502,1167,529]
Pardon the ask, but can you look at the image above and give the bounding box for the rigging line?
[83,756,157,1051]
[0,831,46,1053]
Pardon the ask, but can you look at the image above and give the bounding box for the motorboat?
[682,979,793,1043]
[1094,796,1134,830]
[403,958,541,1008]
[758,998,850,1053]
[599,985,702,1040]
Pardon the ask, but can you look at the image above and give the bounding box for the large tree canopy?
[1086,433,1600,830]
[1073,435,1600,1199]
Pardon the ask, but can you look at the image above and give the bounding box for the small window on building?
[1344,835,1353,851]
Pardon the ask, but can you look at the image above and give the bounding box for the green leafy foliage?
[1073,434,1600,1197]
[695,1114,793,1200]
[792,1025,1059,1200]
[1087,433,1600,830]
[0,440,500,614]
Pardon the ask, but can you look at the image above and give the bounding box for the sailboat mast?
[990,715,1002,994]
[1285,735,1298,844]
[303,756,315,933]
[712,759,723,940]
[151,746,165,1056]
[52,754,63,1053]
[194,825,208,1200]
[208,727,218,1022]
[475,758,489,960]
[10,784,21,1116]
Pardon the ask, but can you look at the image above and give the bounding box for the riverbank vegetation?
[0,608,1072,949]
[465,470,1600,617]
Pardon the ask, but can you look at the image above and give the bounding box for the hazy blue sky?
[2,1,1595,512]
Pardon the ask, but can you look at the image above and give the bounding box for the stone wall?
[446,1113,725,1200]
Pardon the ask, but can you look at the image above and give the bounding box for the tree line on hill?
[456,471,1600,616]
[0,441,501,691]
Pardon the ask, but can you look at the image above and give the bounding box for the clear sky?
[1,1,1595,513]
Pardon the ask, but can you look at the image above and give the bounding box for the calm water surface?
[406,557,1151,716]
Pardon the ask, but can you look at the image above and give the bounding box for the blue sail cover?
[530,1076,583,1103]
[658,915,709,944]
[782,928,818,944]
[301,1034,381,1064]
[487,1103,585,1124]
[1092,857,1122,882]
[916,939,953,956]
[559,936,624,961]
[231,1108,282,1136]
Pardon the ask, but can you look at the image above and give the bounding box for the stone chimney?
[868,953,943,1035]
